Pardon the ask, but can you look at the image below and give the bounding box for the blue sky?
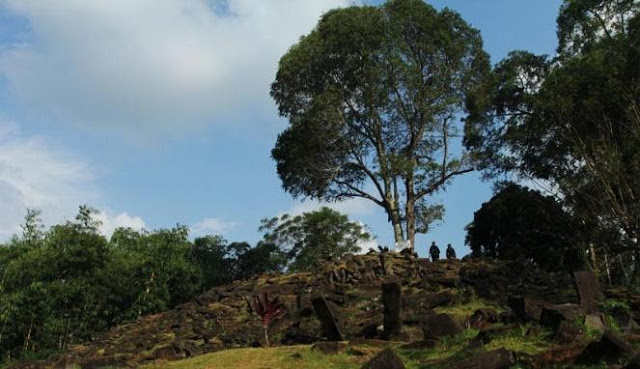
[0,0,562,257]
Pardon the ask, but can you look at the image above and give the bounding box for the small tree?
[259,207,371,271]
[248,293,285,348]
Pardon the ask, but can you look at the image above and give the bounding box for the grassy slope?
[140,345,372,369]
[141,327,554,369]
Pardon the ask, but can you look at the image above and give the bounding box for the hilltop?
[12,252,640,368]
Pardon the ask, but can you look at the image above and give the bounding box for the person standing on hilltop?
[446,244,457,260]
[429,241,440,261]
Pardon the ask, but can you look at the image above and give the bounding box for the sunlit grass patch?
[434,298,505,318]
[141,345,371,369]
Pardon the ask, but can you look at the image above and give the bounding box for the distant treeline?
[0,205,369,361]
[0,207,281,361]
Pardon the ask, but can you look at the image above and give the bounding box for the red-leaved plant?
[247,293,286,347]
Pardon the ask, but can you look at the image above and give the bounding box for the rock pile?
[21,253,639,369]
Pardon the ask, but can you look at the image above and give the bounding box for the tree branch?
[416,168,475,201]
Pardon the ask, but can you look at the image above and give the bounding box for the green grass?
[398,329,480,368]
[140,345,374,369]
[434,298,505,318]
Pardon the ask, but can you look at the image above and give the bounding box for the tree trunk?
[406,199,415,251]
[24,319,33,352]
[263,325,270,348]
[390,210,404,244]
[387,201,405,244]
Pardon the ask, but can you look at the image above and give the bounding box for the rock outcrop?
[23,252,639,369]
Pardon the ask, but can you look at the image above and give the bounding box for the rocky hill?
[16,252,640,368]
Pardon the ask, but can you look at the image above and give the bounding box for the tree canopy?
[270,0,490,249]
[465,0,640,277]
[0,207,291,361]
[465,183,584,271]
[259,207,370,272]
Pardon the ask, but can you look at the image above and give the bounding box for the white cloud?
[0,119,98,240]
[191,217,236,236]
[95,210,146,238]
[0,0,357,136]
[0,119,147,241]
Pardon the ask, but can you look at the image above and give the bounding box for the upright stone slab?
[382,275,402,340]
[574,271,603,313]
[311,294,343,341]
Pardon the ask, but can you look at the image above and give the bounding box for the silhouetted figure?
[446,244,457,260]
[429,241,440,261]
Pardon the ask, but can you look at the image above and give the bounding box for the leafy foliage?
[0,207,293,361]
[465,183,585,271]
[466,0,640,278]
[248,293,286,347]
[271,0,491,247]
[259,207,370,272]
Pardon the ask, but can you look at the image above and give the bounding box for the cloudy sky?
[0,0,562,256]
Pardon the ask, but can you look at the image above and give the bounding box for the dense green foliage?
[0,207,302,361]
[465,183,585,271]
[259,207,370,272]
[270,0,490,249]
[465,0,640,283]
[0,205,368,360]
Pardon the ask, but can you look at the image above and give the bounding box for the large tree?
[270,0,490,249]
[465,0,640,276]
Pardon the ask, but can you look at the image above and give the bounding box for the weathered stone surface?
[585,313,606,333]
[361,348,405,369]
[539,304,583,333]
[624,354,640,369]
[448,348,513,369]
[11,254,605,369]
[311,294,344,341]
[554,320,585,344]
[311,341,348,355]
[382,276,402,340]
[470,308,500,329]
[153,345,183,360]
[422,313,463,339]
[532,343,590,367]
[508,297,552,322]
[576,331,637,365]
[574,271,604,313]
[421,291,454,309]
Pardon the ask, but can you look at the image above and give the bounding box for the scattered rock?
[532,342,590,367]
[554,320,585,344]
[361,348,405,369]
[508,297,552,322]
[623,354,640,369]
[422,313,463,339]
[576,331,637,365]
[585,313,606,333]
[539,304,583,333]
[448,348,514,369]
[470,308,500,329]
